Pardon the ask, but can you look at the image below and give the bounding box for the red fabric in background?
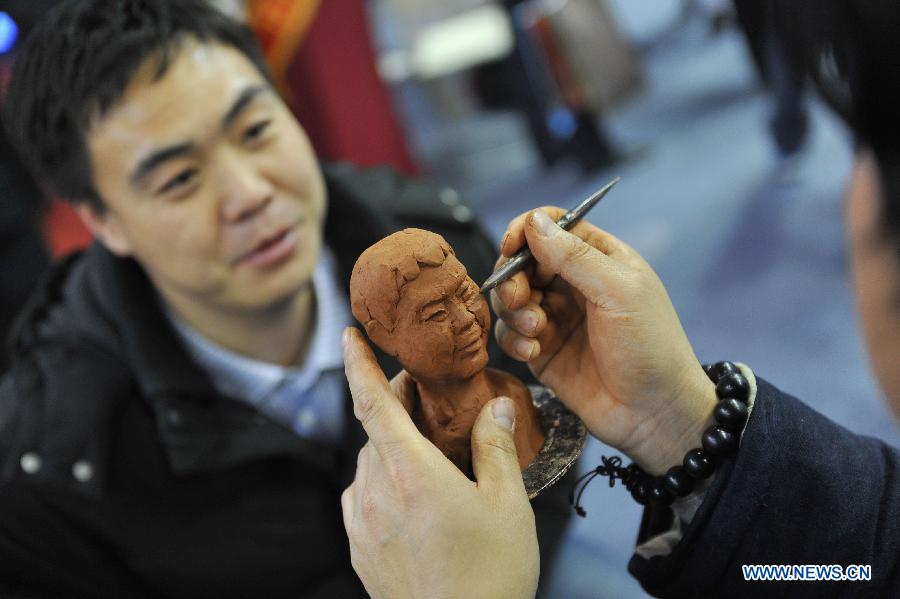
[282,0,417,174]
[4,59,90,257]
[43,200,91,258]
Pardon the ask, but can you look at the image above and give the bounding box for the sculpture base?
[522,385,587,499]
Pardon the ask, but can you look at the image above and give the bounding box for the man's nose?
[218,154,274,223]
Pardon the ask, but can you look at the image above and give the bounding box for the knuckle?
[495,320,508,343]
[359,488,381,522]
[482,436,517,459]
[490,289,505,315]
[355,445,368,471]
[497,280,516,306]
[629,269,659,297]
[355,388,385,427]
[381,444,420,494]
[539,205,563,216]
[568,238,596,264]
[392,469,419,498]
[496,323,521,355]
[496,304,515,324]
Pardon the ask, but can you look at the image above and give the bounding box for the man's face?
[391,255,490,382]
[84,39,326,313]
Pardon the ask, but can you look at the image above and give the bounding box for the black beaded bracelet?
[569,362,751,516]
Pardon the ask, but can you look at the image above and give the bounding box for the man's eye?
[158,169,198,195]
[243,120,271,143]
[425,310,448,322]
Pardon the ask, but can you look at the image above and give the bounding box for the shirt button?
[20,452,42,474]
[297,410,317,431]
[72,460,94,483]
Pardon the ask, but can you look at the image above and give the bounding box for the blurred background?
[3,1,899,596]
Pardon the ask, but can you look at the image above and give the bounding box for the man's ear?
[74,203,133,257]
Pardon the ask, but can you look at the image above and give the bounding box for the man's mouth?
[234,224,300,268]
[255,228,290,253]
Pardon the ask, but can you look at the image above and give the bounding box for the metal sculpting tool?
[480,176,621,294]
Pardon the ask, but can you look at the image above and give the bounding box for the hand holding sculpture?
[350,228,544,473]
[340,328,539,599]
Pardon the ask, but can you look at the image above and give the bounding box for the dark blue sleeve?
[628,377,900,597]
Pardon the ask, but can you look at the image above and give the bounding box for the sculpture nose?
[448,296,476,333]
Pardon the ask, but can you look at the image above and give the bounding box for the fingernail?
[531,210,558,236]
[521,310,538,334]
[341,327,351,351]
[500,230,511,250]
[515,338,535,360]
[492,397,515,430]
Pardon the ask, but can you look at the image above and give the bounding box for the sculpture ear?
[363,320,395,356]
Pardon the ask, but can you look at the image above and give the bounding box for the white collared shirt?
[168,246,352,445]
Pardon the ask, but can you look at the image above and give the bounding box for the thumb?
[342,327,421,454]
[471,397,527,497]
[524,210,627,305]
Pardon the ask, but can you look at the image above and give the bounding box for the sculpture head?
[350,229,490,382]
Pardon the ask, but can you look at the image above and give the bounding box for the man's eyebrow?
[222,85,270,130]
[128,86,272,187]
[130,142,195,186]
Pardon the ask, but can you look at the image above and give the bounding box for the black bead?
[707,361,738,383]
[622,464,644,492]
[683,448,715,479]
[649,479,674,506]
[630,480,650,505]
[663,466,695,497]
[716,372,750,402]
[702,425,738,455]
[714,398,749,431]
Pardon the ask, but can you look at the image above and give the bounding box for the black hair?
[2,0,272,211]
[773,0,900,247]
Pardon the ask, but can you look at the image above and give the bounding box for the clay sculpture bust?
[350,228,544,475]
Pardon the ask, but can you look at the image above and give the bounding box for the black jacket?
[0,164,570,598]
[630,377,900,597]
[0,128,49,369]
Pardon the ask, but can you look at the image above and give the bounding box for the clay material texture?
[350,228,544,474]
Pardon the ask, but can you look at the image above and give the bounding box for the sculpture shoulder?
[485,368,532,404]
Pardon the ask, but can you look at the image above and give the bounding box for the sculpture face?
[392,254,490,381]
[350,229,490,382]
[350,229,545,475]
